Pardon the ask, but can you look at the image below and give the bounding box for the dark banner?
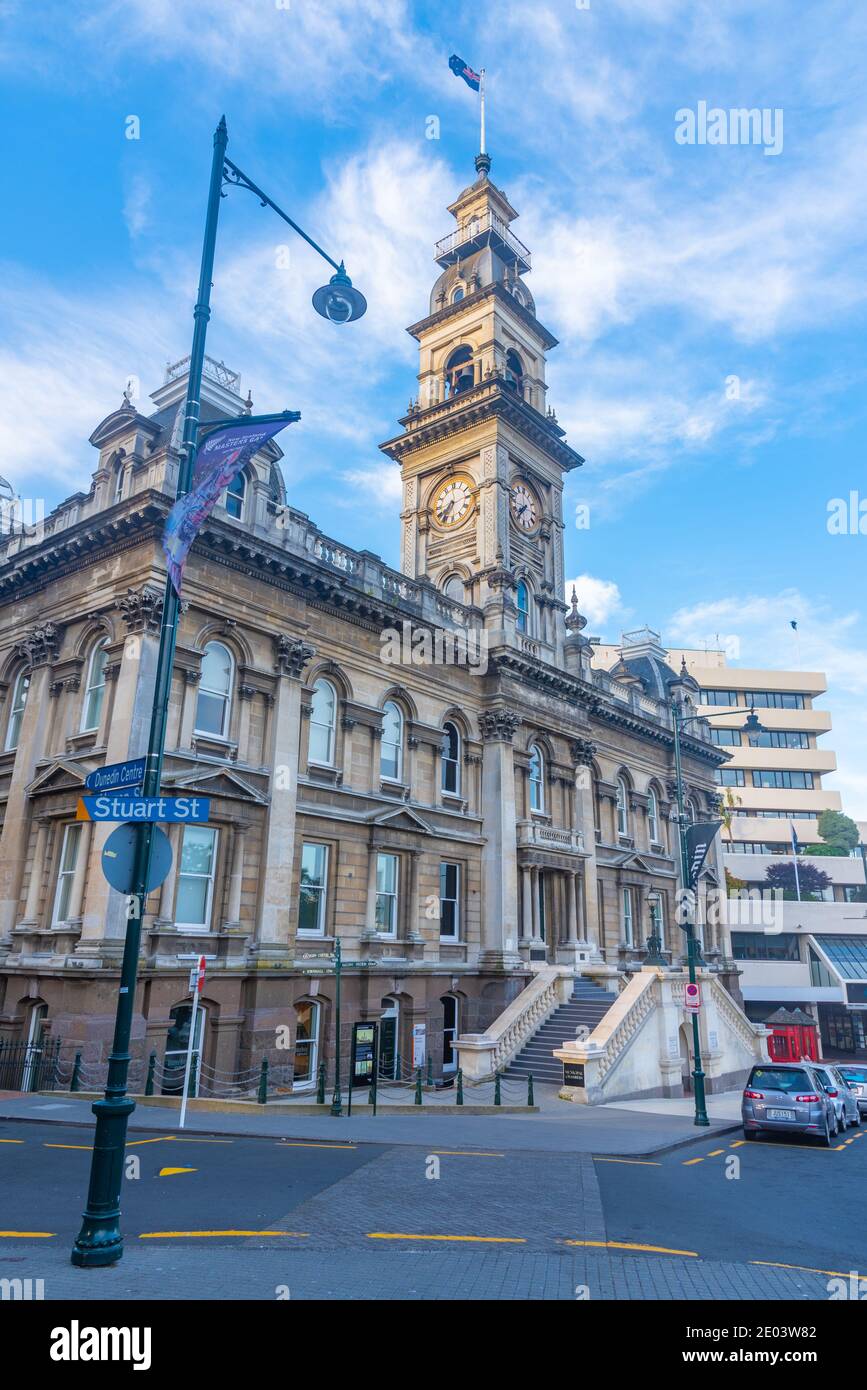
[685,819,723,888]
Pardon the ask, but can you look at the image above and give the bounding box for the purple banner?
[162,418,292,596]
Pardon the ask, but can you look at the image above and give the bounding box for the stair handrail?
[565,969,659,1084]
[454,966,573,1079]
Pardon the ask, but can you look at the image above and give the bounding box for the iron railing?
[0,1039,62,1093]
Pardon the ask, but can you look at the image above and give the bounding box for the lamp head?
[743,707,765,738]
[312,263,367,324]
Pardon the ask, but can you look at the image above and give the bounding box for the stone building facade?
[0,157,730,1089]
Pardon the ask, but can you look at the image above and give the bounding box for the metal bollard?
[426,1054,433,1087]
[414,1067,423,1105]
[258,1055,269,1105]
[70,1052,82,1093]
[144,1051,156,1097]
[527,1074,534,1107]
[316,1060,326,1105]
[456,1068,464,1105]
[494,1072,501,1106]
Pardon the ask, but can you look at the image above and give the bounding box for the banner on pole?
[685,820,723,889]
[162,416,296,596]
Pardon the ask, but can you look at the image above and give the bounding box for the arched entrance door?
[680,1025,692,1095]
[379,997,400,1079]
[441,995,459,1074]
[162,1001,207,1096]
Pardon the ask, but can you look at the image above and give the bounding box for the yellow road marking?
[44,1143,92,1150]
[594,1157,661,1166]
[126,1136,178,1147]
[564,1238,699,1257]
[368,1232,525,1244]
[139,1230,309,1239]
[751,1259,854,1279]
[277,1141,357,1150]
[707,1149,725,1157]
[428,1150,505,1158]
[166,1137,233,1144]
[0,1139,24,1144]
[158,1167,197,1177]
[0,1231,54,1238]
[683,1157,704,1165]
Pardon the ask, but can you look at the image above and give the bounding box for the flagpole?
[479,69,486,155]
[791,822,802,902]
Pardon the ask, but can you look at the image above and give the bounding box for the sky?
[1,0,866,814]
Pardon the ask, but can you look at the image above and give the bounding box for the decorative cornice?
[15,621,63,667]
[570,737,597,767]
[273,635,316,679]
[116,586,164,634]
[479,708,521,743]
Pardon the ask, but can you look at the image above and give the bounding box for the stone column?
[254,635,315,955]
[520,865,533,941]
[406,849,421,942]
[566,872,578,942]
[571,738,600,947]
[363,846,378,936]
[77,588,164,954]
[237,686,255,763]
[0,623,63,946]
[20,818,51,925]
[178,670,201,748]
[157,826,179,924]
[530,867,540,938]
[224,823,248,927]
[478,708,522,968]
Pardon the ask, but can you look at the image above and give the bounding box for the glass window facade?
[298,843,328,934]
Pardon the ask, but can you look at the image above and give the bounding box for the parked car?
[827,1066,862,1128]
[836,1064,867,1120]
[742,1062,838,1144]
[812,1063,857,1131]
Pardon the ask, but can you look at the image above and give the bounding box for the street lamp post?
[71,117,366,1268]
[669,697,765,1129]
[330,938,343,1117]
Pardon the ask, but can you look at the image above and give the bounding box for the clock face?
[434,476,473,528]
[510,481,539,531]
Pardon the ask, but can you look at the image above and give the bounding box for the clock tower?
[380,153,583,664]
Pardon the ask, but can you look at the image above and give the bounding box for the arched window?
[441,721,461,796]
[113,464,127,503]
[505,349,524,393]
[5,669,29,751]
[380,701,403,781]
[308,678,337,765]
[647,787,660,844]
[442,574,465,602]
[444,346,474,397]
[81,640,109,732]
[225,471,246,520]
[687,799,698,824]
[529,744,544,813]
[195,641,233,738]
[516,580,530,634]
[451,286,464,304]
[293,1001,320,1088]
[616,777,630,836]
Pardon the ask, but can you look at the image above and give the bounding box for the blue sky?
[2,0,866,814]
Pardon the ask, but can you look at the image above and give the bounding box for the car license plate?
[767,1108,795,1120]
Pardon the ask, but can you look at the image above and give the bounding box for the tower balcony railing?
[434,210,531,272]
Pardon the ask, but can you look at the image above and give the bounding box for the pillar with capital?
[571,736,601,954]
[478,707,522,969]
[254,634,315,956]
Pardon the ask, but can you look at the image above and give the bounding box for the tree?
[810,810,860,856]
[764,860,831,900]
[718,786,742,844]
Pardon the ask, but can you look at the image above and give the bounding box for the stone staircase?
[503,977,619,1086]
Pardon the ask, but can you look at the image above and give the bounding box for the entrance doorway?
[379,997,400,1079]
[441,995,459,1074]
[293,1001,320,1089]
[161,1001,207,1096]
[680,1025,692,1095]
[21,1003,48,1092]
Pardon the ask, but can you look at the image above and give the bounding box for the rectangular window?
[439,862,460,939]
[731,931,800,962]
[731,808,817,820]
[298,843,329,935]
[175,826,218,930]
[702,689,740,706]
[375,853,399,936]
[752,770,814,789]
[745,691,807,710]
[621,888,633,944]
[710,727,741,747]
[747,729,810,749]
[716,768,746,786]
[52,824,82,924]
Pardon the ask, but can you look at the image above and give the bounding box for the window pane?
[195,691,227,736]
[181,828,216,875]
[176,878,208,925]
[201,644,232,693]
[377,854,397,894]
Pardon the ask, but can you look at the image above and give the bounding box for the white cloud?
[339,462,403,510]
[565,574,624,632]
[122,173,152,239]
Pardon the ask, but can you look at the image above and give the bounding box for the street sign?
[78,794,210,824]
[684,981,702,1013]
[351,1022,377,1088]
[188,956,206,994]
[101,823,173,894]
[84,758,147,794]
[563,1062,585,1088]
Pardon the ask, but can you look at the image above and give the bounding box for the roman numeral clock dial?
[510,481,539,532]
[434,476,473,528]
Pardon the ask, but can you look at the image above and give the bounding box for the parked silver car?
[836,1064,867,1119]
[742,1062,838,1144]
[813,1063,860,1130]
[827,1065,862,1128]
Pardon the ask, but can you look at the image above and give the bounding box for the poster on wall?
[412,1023,426,1069]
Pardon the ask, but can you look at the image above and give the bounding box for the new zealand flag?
[449,54,481,91]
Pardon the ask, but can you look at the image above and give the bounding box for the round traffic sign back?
[101,823,173,894]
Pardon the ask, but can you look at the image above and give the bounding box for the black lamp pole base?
[70,1094,136,1267]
